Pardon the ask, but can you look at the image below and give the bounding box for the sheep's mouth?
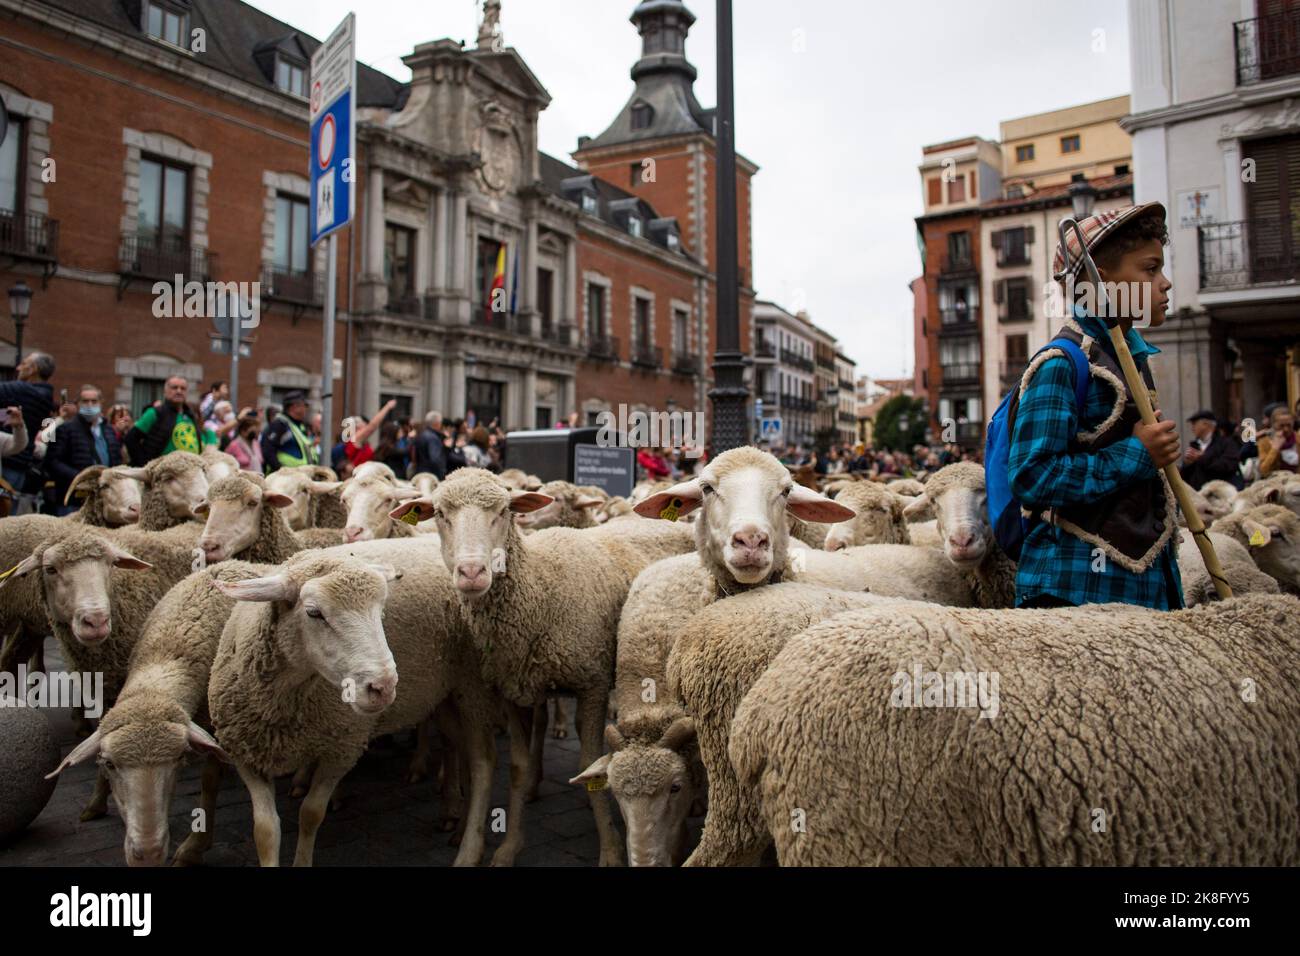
[74,624,112,645]
[946,546,986,568]
[124,835,169,868]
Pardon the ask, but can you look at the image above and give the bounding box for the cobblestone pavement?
[1,639,700,867]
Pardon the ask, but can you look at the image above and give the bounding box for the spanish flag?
[488,244,506,323]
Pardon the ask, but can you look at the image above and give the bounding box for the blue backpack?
[984,337,1091,562]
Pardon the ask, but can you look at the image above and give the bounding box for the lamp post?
[8,280,32,366]
[1068,179,1097,220]
[709,0,750,453]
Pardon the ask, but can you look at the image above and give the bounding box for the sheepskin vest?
[1023,322,1174,573]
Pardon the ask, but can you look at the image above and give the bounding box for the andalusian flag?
[488,243,506,322]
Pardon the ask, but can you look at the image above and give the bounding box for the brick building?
[0,0,753,448]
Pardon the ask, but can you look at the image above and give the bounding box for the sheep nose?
[126,504,140,518]
[826,538,846,552]
[731,530,769,552]
[456,562,489,591]
[365,673,398,706]
[79,609,109,630]
[344,525,366,543]
[948,530,977,550]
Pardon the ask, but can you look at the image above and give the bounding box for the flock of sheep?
[1,443,1297,866]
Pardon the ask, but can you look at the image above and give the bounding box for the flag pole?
[1060,218,1232,601]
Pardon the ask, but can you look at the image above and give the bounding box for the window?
[1005,278,1030,321]
[537,268,554,335]
[947,175,966,203]
[927,177,942,205]
[386,225,417,301]
[666,231,680,251]
[631,103,654,130]
[131,377,165,416]
[273,195,309,274]
[628,217,643,238]
[0,114,21,213]
[1115,163,1130,175]
[674,308,689,352]
[473,236,502,311]
[634,297,651,348]
[947,230,971,265]
[1015,143,1034,163]
[1005,334,1029,365]
[586,284,606,340]
[275,58,307,97]
[145,1,188,48]
[1061,134,1081,153]
[138,155,190,249]
[995,226,1031,266]
[581,193,598,215]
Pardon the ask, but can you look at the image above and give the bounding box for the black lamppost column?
[709,0,750,453]
[8,280,32,367]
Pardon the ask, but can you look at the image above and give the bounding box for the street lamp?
[8,280,32,365]
[1068,179,1097,220]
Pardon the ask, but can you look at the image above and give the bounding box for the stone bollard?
[0,695,60,844]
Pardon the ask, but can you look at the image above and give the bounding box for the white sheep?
[118,451,210,531]
[513,480,604,532]
[1199,479,1238,516]
[337,474,424,542]
[1175,527,1279,605]
[200,446,241,483]
[64,465,143,528]
[1211,504,1300,594]
[207,543,499,867]
[1233,473,1300,516]
[731,594,1300,865]
[265,466,343,531]
[390,467,697,866]
[822,482,912,550]
[195,472,349,565]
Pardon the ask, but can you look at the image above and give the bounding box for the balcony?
[816,354,835,370]
[631,342,663,369]
[838,377,854,390]
[672,351,697,375]
[754,339,775,359]
[938,307,978,334]
[0,210,59,280]
[541,321,576,347]
[119,234,216,295]
[472,305,512,330]
[999,361,1027,392]
[838,410,857,425]
[954,422,984,443]
[586,334,620,362]
[757,390,778,406]
[940,252,975,275]
[780,348,814,372]
[1235,10,1300,85]
[511,313,533,336]
[940,362,981,386]
[388,291,424,318]
[262,266,323,309]
[1198,218,1300,290]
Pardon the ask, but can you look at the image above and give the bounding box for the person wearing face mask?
[48,384,122,515]
[227,411,264,474]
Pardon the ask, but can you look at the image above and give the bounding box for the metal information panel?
[573,444,635,499]
[309,13,356,246]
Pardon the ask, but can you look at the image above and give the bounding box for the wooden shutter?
[928,178,942,205]
[1244,135,1300,281]
[990,229,1003,250]
[994,279,1005,305]
[1025,225,1035,244]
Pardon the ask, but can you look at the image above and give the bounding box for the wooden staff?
[1060,218,1233,600]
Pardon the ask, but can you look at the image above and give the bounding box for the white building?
[834,351,858,445]
[1123,0,1300,431]
[753,300,816,449]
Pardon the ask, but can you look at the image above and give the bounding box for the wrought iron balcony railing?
[1235,10,1300,85]
[119,233,216,283]
[586,334,620,361]
[0,210,58,263]
[631,343,663,369]
[1198,217,1300,289]
[262,266,323,307]
[940,362,981,385]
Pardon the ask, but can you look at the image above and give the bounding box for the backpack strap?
[1041,336,1090,412]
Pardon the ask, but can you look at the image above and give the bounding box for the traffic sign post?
[309,12,356,455]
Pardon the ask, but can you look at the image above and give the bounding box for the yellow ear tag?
[585,777,607,792]
[659,497,683,522]
[1249,529,1267,548]
[400,508,422,526]
[0,563,21,581]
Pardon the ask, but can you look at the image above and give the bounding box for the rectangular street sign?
[760,417,782,441]
[309,13,356,246]
[573,443,635,499]
[210,338,252,359]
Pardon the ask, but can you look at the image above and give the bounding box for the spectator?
[48,384,122,515]
[337,398,397,470]
[123,376,212,465]
[462,425,492,468]
[0,406,29,460]
[375,421,411,478]
[260,390,319,472]
[199,381,228,422]
[206,400,239,447]
[107,404,133,444]
[0,350,56,493]
[637,446,671,480]
[227,413,264,474]
[1179,410,1241,490]
[1259,407,1298,476]
[414,411,448,479]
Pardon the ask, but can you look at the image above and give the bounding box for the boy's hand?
[1134,413,1180,470]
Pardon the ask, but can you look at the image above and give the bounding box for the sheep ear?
[46,729,104,779]
[903,493,933,520]
[389,497,434,523]
[1242,518,1272,548]
[308,480,343,494]
[215,574,299,603]
[184,722,233,764]
[573,495,604,510]
[604,723,626,752]
[634,480,702,519]
[656,716,696,752]
[264,492,295,509]
[509,491,553,514]
[786,484,855,523]
[0,553,42,587]
[65,465,106,504]
[115,467,149,483]
[109,545,152,571]
[192,499,211,517]
[569,753,612,788]
[391,486,424,503]
[365,563,402,582]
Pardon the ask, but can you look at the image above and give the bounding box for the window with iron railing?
[1235,8,1300,85]
[386,224,417,305]
[138,155,190,252]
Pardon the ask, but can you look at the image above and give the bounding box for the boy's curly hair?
[1091,210,1169,273]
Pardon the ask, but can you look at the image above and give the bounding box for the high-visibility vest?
[276,416,319,468]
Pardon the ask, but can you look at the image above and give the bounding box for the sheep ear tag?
[400,508,422,526]
[659,498,683,522]
[0,563,19,581]
[585,777,607,792]
[1249,528,1268,548]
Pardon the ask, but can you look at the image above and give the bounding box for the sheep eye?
[43,566,57,576]
[780,487,792,498]
[669,783,682,794]
[305,607,324,620]
[102,758,116,772]
[699,483,713,496]
[246,500,258,508]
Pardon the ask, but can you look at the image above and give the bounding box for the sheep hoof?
[550,726,568,739]
[598,848,624,867]
[172,842,206,867]
[405,769,428,785]
[436,816,458,833]
[79,805,106,823]
[289,785,307,799]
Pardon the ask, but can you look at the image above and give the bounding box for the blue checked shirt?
[1007,310,1184,610]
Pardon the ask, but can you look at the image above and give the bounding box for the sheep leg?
[173,755,223,866]
[525,702,546,802]
[450,706,496,867]
[550,696,572,739]
[406,716,434,784]
[79,768,110,822]
[290,761,314,799]
[239,766,281,867]
[576,688,623,867]
[433,704,464,831]
[30,632,44,674]
[293,762,347,867]
[489,703,532,867]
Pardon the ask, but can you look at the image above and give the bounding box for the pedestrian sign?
[760,417,782,441]
[309,13,355,246]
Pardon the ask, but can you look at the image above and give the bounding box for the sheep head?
[514,481,603,531]
[194,474,294,563]
[1238,505,1300,594]
[825,483,911,551]
[46,694,229,867]
[215,554,401,715]
[388,468,551,598]
[68,465,143,526]
[902,462,991,571]
[341,475,422,542]
[130,451,210,521]
[633,447,854,586]
[265,469,339,531]
[4,531,151,645]
[570,712,698,867]
[1235,475,1300,519]
[200,446,240,483]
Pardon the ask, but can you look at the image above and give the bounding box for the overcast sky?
[256,0,1132,379]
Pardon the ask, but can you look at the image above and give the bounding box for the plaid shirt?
[1007,311,1184,610]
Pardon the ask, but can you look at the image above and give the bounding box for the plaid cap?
[1052,201,1167,281]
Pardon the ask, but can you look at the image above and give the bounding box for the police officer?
[260,390,318,472]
